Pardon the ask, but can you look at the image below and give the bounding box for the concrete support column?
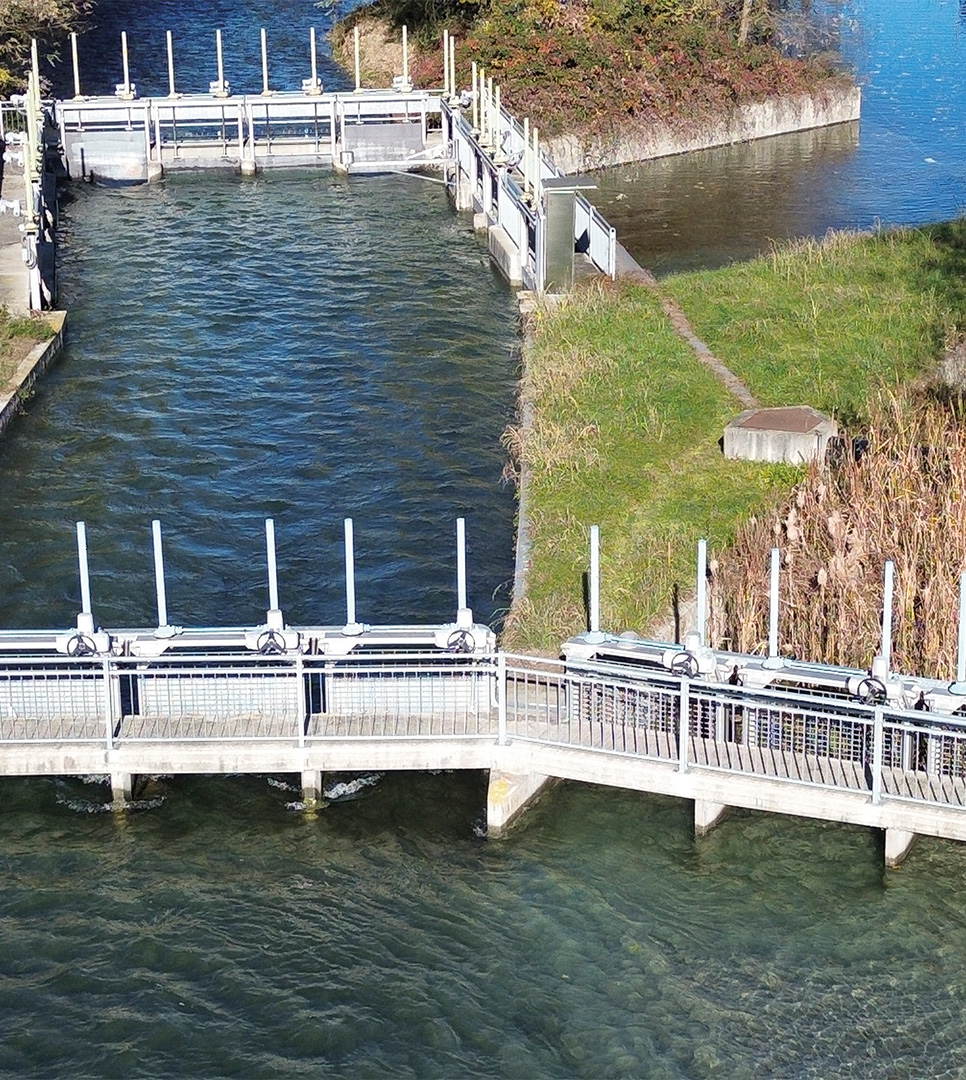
[486,770,553,836]
[694,799,729,836]
[302,770,323,805]
[885,828,917,868]
[111,772,133,805]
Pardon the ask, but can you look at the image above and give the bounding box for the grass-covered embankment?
[504,224,966,654]
[0,308,53,386]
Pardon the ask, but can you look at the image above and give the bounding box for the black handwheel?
[66,634,97,657]
[257,629,286,655]
[855,676,887,705]
[669,651,699,679]
[446,629,475,654]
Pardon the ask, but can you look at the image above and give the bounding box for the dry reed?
[711,390,966,678]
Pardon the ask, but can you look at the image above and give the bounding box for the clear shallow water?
[4,3,966,1078]
[599,0,966,274]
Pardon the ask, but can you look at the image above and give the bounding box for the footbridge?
[4,519,966,868]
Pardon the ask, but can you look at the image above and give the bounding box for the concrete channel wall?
[547,85,862,173]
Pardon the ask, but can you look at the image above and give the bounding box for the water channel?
[3,1,966,1077]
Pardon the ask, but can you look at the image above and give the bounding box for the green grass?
[506,224,966,652]
[0,308,53,385]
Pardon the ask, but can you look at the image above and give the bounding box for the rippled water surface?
[5,3,966,1078]
[600,0,966,273]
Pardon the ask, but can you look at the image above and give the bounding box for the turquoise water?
[2,2,966,1077]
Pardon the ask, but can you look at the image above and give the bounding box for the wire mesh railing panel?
[128,665,301,740]
[0,664,106,741]
[881,715,966,807]
[308,661,495,739]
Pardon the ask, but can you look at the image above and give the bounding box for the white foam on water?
[323,773,385,801]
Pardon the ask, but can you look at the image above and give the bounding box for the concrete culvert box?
[723,405,838,465]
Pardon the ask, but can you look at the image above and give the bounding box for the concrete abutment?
[694,799,731,836]
[885,828,918,869]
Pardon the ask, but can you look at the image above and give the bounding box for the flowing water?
[4,2,966,1077]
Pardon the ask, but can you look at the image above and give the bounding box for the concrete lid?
[731,405,832,434]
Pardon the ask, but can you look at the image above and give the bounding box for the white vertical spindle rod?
[696,539,708,646]
[76,522,92,615]
[121,31,131,94]
[768,547,780,659]
[471,61,478,130]
[344,518,357,626]
[402,25,409,86]
[216,29,225,88]
[71,33,81,98]
[957,570,966,685]
[266,519,280,612]
[353,26,361,91]
[589,525,601,634]
[881,559,895,674]
[456,518,468,612]
[261,28,269,94]
[152,519,168,628]
[166,30,177,96]
[310,26,318,87]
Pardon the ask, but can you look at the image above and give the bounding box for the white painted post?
[442,30,449,97]
[678,678,690,772]
[486,77,494,146]
[958,571,966,685]
[471,61,478,130]
[261,28,269,94]
[871,705,884,804]
[449,36,457,102]
[344,517,358,628]
[532,125,540,200]
[696,538,708,646]
[589,525,600,634]
[216,29,225,91]
[497,651,508,745]
[166,30,177,96]
[76,521,93,624]
[456,518,468,612]
[522,116,530,192]
[354,26,361,92]
[71,33,81,98]
[266,518,280,613]
[881,559,895,675]
[310,27,319,92]
[151,519,168,629]
[767,547,780,661]
[402,25,410,88]
[121,31,132,97]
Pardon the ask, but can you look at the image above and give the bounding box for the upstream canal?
[3,1,966,1078]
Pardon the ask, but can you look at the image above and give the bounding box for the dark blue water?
[2,3,966,1078]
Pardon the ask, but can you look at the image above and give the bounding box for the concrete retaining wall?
[547,84,861,174]
[0,311,66,438]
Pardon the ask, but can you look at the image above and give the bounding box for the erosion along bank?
[501,225,966,667]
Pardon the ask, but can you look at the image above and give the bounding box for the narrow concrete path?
[0,151,28,314]
[616,243,758,410]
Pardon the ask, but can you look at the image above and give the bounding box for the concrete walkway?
[0,151,28,314]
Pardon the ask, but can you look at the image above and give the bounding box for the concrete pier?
[486,770,554,836]
[301,770,323,805]
[694,799,730,836]
[885,828,917,869]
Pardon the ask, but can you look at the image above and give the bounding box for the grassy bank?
[0,309,53,386]
[505,224,966,654]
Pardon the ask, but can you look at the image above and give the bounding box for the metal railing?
[3,647,966,816]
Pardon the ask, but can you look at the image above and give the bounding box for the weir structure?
[3,522,966,869]
[2,26,617,309]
